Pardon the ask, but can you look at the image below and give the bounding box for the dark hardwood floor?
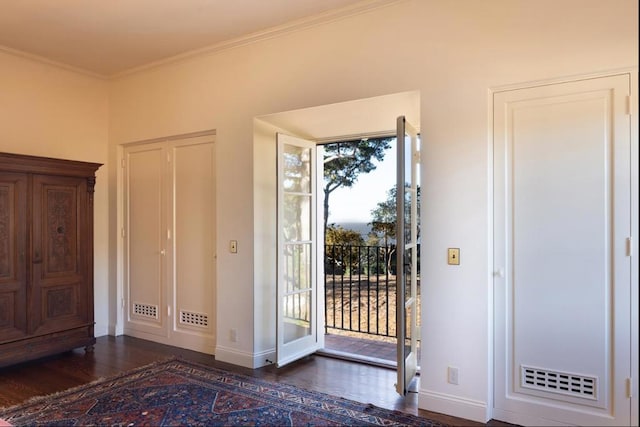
[0,336,514,426]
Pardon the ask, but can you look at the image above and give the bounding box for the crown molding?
[0,44,107,80]
[111,0,402,80]
[1,0,401,80]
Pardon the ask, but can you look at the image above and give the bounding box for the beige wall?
[0,51,110,334]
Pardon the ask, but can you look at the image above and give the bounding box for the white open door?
[396,116,420,395]
[276,133,323,367]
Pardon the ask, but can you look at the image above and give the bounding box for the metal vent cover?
[180,310,209,327]
[521,365,597,400]
[133,302,158,319]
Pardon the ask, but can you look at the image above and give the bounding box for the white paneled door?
[493,75,632,426]
[123,135,216,354]
[396,116,420,395]
[276,133,323,367]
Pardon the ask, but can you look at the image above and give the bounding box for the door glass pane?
[283,194,311,241]
[405,249,413,301]
[283,243,311,292]
[283,145,311,193]
[405,304,414,353]
[404,134,413,245]
[283,291,312,343]
[277,134,319,367]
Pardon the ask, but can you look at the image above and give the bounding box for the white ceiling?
[0,0,390,78]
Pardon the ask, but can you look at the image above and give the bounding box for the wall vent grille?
[133,302,158,319]
[180,310,209,327]
[521,365,597,400]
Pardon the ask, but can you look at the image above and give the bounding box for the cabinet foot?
[85,344,95,353]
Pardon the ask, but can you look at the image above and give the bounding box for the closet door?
[493,74,631,426]
[124,142,168,339]
[31,174,90,335]
[169,137,216,353]
[0,173,27,342]
[123,135,216,353]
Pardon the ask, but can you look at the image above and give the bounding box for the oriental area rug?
[0,358,448,426]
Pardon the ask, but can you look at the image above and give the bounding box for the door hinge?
[167,305,171,317]
[121,228,126,238]
[626,95,632,116]
[626,237,632,257]
[121,298,125,309]
[167,153,171,163]
[121,158,126,168]
[626,377,632,398]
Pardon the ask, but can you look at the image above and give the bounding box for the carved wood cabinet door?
[30,174,89,335]
[0,172,28,342]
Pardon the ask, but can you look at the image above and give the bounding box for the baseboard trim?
[491,408,568,427]
[418,389,488,423]
[214,345,258,368]
[252,348,276,369]
[123,329,214,355]
[94,323,109,337]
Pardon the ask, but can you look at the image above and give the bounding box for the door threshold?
[316,348,421,376]
[315,348,397,370]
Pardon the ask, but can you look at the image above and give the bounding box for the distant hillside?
[330,222,372,240]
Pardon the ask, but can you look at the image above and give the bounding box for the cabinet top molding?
[0,152,102,177]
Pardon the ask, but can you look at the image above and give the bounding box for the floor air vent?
[521,365,597,400]
[133,302,158,319]
[180,310,209,327]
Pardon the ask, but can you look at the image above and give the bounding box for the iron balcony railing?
[324,244,420,339]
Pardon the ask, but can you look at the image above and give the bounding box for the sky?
[325,145,396,224]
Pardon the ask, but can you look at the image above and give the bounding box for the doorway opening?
[319,136,420,368]
[253,91,421,393]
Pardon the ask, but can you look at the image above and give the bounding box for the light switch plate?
[448,248,460,265]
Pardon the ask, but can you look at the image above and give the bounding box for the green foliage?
[369,185,421,243]
[325,224,364,246]
[323,138,392,191]
[322,137,392,229]
[370,187,397,243]
[325,225,365,275]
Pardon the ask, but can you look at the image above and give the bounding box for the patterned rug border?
[0,357,446,426]
[0,356,178,412]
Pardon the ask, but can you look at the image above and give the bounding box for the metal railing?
[324,244,419,339]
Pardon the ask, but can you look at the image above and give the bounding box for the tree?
[325,225,365,274]
[325,224,365,246]
[323,137,392,230]
[369,185,421,273]
[370,185,421,243]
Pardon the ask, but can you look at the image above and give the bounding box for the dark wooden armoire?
[0,152,101,367]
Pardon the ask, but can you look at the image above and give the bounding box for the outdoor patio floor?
[322,333,421,366]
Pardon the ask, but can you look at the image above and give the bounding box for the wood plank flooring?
[0,336,514,426]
